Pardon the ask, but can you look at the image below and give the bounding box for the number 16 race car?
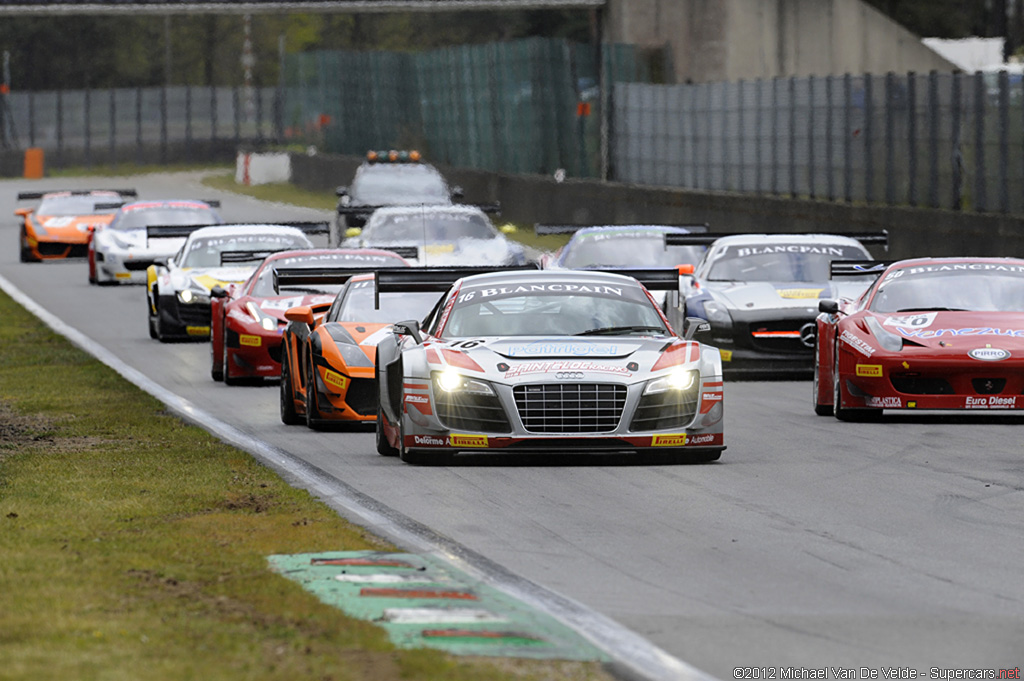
[814,257,1024,420]
[374,268,726,465]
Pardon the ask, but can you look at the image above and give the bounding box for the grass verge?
[0,288,612,681]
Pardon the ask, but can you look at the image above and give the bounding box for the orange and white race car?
[15,189,136,262]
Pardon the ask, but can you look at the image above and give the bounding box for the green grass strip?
[0,288,610,681]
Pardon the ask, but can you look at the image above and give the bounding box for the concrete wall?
[291,151,1024,261]
[607,0,958,83]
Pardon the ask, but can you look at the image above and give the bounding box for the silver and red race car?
[814,257,1024,420]
[374,268,725,464]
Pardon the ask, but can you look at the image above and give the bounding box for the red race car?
[279,268,444,429]
[210,248,410,385]
[814,257,1024,420]
[16,189,135,261]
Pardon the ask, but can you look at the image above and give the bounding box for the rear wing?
[373,266,538,309]
[829,260,894,278]
[273,266,390,294]
[146,221,329,243]
[219,250,290,266]
[375,245,420,260]
[93,202,127,212]
[17,188,137,200]
[338,203,500,216]
[535,223,709,236]
[665,230,889,250]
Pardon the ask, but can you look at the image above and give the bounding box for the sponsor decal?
[856,364,883,377]
[884,312,937,329]
[115,272,132,280]
[465,283,624,299]
[701,392,724,403]
[651,433,688,447]
[719,349,733,362]
[504,341,619,358]
[503,360,631,378]
[450,434,488,448]
[896,327,1024,339]
[866,396,902,408]
[239,334,261,347]
[413,434,448,447]
[900,263,1024,275]
[404,394,429,404]
[425,243,456,255]
[966,395,1017,409]
[186,326,210,336]
[907,401,917,408]
[968,347,1010,361]
[324,370,350,391]
[44,217,73,228]
[687,433,716,446]
[734,245,846,257]
[840,330,876,357]
[776,288,824,299]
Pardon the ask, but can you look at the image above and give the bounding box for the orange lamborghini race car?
[15,189,136,262]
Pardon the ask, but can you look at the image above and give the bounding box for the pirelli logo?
[450,434,488,448]
[186,326,210,336]
[239,334,261,347]
[856,364,883,377]
[651,433,688,447]
[115,272,132,279]
[324,370,350,391]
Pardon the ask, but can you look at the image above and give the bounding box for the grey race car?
[374,268,725,465]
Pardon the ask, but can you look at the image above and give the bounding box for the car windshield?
[707,243,869,282]
[112,206,218,231]
[367,211,496,243]
[249,252,407,298]
[870,266,1024,313]
[180,233,311,268]
[350,165,450,205]
[442,279,669,337]
[562,232,704,268]
[38,195,118,216]
[331,280,441,323]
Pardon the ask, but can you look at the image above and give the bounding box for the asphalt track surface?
[3,173,1023,680]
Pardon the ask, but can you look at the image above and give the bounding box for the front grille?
[435,391,510,433]
[629,386,700,431]
[890,374,953,395]
[513,383,626,433]
[972,378,1006,395]
[38,242,72,257]
[267,342,282,365]
[125,259,155,271]
[747,319,816,354]
[177,302,211,326]
[346,377,377,416]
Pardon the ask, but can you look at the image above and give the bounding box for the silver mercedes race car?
[669,232,887,375]
[374,268,725,465]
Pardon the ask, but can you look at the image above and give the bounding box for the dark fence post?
[135,87,143,166]
[998,69,1009,214]
[973,71,986,212]
[185,84,192,163]
[928,71,939,208]
[56,90,64,169]
[211,85,218,142]
[754,79,762,193]
[951,72,962,211]
[28,92,35,147]
[844,73,852,203]
[109,89,116,167]
[256,86,264,144]
[864,74,874,205]
[788,76,796,198]
[826,75,835,201]
[907,72,917,207]
[771,76,779,195]
[159,84,168,165]
[233,86,241,147]
[808,75,816,200]
[84,87,92,168]
[884,72,895,205]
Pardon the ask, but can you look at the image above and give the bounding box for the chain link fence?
[612,70,1024,215]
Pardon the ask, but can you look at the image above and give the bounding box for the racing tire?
[812,345,833,416]
[148,293,161,340]
[832,345,881,422]
[305,352,325,430]
[88,253,97,285]
[211,341,224,382]
[19,228,34,263]
[375,401,399,456]
[280,357,303,425]
[222,341,239,386]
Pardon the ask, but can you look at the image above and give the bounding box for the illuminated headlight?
[702,300,733,326]
[644,368,699,394]
[246,302,277,331]
[864,316,903,352]
[432,370,494,395]
[177,287,209,305]
[179,289,194,304]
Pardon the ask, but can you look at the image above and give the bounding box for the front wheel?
[280,356,302,425]
[832,346,880,422]
[375,401,399,456]
[813,345,832,416]
[304,353,324,430]
[148,292,161,340]
[222,338,239,386]
[19,227,34,263]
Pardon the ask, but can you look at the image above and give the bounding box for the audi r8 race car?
[210,248,410,384]
[814,257,1024,420]
[146,222,323,342]
[374,268,725,465]
[341,205,527,267]
[333,150,461,243]
[15,189,136,262]
[537,224,707,270]
[89,199,222,285]
[278,269,444,428]
[671,232,887,375]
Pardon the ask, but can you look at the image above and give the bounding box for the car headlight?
[864,315,904,352]
[702,300,733,326]
[432,369,494,395]
[246,302,277,331]
[644,368,699,394]
[177,286,210,305]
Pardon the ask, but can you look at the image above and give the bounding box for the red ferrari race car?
[15,189,136,262]
[279,268,444,429]
[210,249,410,385]
[814,257,1024,420]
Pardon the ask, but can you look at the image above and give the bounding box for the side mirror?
[683,317,711,341]
[818,299,839,314]
[450,185,464,200]
[335,186,349,197]
[14,208,31,217]
[210,285,229,299]
[392,319,423,344]
[344,227,362,238]
[284,305,316,326]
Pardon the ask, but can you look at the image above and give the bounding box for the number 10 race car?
[814,257,1024,420]
[374,268,725,464]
